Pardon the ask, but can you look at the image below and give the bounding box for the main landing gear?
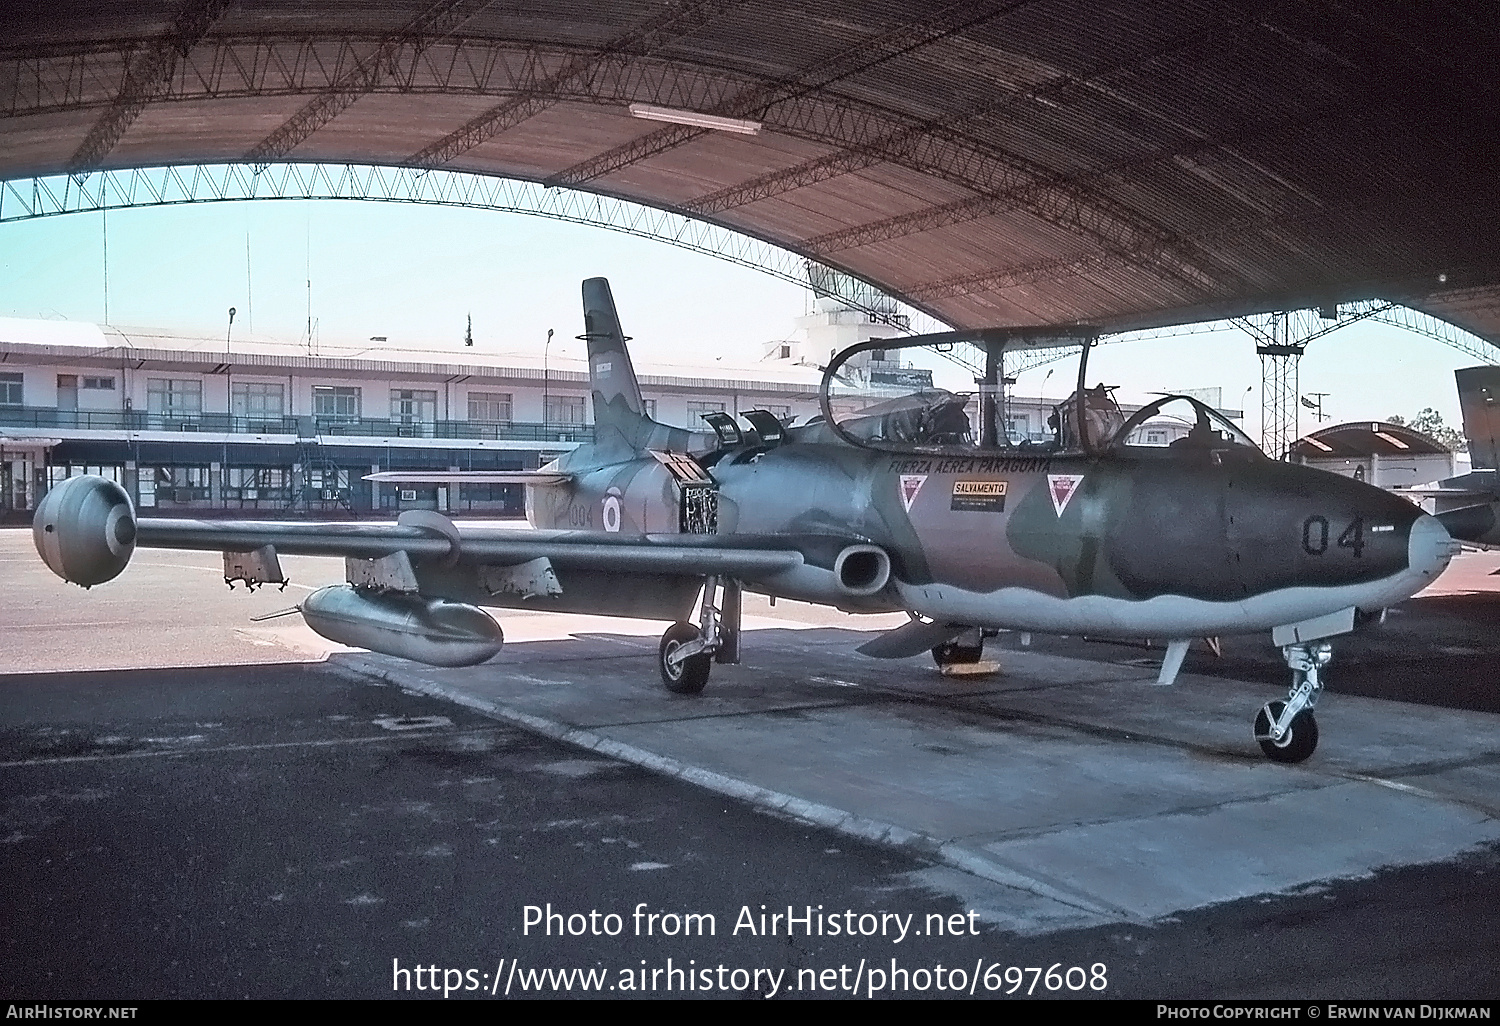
[658,576,741,695]
[1254,641,1330,763]
[931,627,985,669]
[931,627,1002,671]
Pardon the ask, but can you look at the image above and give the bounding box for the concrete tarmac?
[3,528,1499,998]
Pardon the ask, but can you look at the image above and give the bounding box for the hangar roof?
[5,1,1500,338]
[1290,422,1451,459]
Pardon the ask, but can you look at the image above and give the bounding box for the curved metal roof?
[5,1,1500,337]
[1291,422,1451,459]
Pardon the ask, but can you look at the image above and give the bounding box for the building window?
[0,373,21,406]
[391,388,437,423]
[686,400,727,426]
[82,376,115,390]
[468,392,512,423]
[232,382,285,420]
[48,464,122,487]
[545,395,585,425]
[307,466,350,497]
[458,483,520,507]
[150,465,210,502]
[224,467,290,502]
[147,378,202,418]
[641,398,657,419]
[761,404,792,423]
[313,386,360,420]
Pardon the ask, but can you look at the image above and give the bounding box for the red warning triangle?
[1047,474,1085,516]
[900,475,927,511]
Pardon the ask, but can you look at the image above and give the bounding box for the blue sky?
[0,196,1480,438]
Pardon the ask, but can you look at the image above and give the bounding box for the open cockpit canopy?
[816,329,1264,461]
[1104,395,1264,459]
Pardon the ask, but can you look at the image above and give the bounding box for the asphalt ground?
[4,662,1498,1001]
[3,529,1499,1000]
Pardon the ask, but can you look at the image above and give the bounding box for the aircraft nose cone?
[1408,512,1457,585]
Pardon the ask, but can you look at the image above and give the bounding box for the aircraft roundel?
[602,488,622,532]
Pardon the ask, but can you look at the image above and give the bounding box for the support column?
[1257,335,1305,460]
[979,341,1001,447]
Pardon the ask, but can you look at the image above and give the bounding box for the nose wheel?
[1253,701,1319,763]
[1254,641,1330,763]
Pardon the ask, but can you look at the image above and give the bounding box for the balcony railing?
[0,407,298,434]
[0,406,595,443]
[315,416,590,441]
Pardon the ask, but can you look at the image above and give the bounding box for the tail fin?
[1455,366,1500,470]
[582,278,645,424]
[579,277,696,456]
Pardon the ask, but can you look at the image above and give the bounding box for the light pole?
[543,328,554,428]
[226,306,236,422]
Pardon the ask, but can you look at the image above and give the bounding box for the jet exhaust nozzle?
[834,544,891,596]
[32,474,137,587]
[300,585,504,667]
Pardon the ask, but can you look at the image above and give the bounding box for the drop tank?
[301,585,503,667]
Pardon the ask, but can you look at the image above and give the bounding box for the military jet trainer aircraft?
[34,279,1454,763]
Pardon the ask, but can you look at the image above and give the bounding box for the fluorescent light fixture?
[1374,431,1410,450]
[1305,437,1334,452]
[628,103,761,135]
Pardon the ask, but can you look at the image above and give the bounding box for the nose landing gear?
[1254,641,1330,763]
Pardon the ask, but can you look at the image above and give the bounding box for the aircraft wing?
[131,518,806,578]
[37,477,886,611]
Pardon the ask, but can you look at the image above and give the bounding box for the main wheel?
[931,641,983,668]
[659,621,711,695]
[1253,701,1319,763]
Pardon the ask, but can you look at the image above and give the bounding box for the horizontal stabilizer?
[364,471,572,485]
[1401,470,1497,500]
[1401,486,1493,498]
[856,617,966,659]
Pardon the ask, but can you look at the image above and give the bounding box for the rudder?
[578,277,698,457]
[1455,366,1500,470]
[582,277,646,438]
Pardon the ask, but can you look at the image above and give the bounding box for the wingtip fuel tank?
[33,474,137,587]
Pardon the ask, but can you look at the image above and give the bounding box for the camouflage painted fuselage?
[528,433,1451,640]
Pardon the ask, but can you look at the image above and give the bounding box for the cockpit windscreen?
[817,333,1265,461]
[819,332,1095,454]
